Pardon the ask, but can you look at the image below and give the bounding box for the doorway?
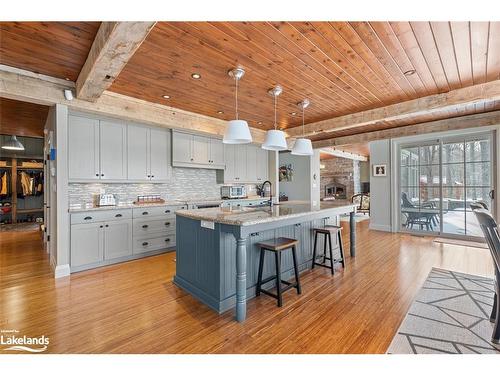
[399,133,495,240]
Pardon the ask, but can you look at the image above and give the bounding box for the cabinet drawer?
[71,209,132,224]
[133,234,176,254]
[132,205,184,218]
[133,218,176,236]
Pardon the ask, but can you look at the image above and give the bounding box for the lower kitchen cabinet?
[70,222,104,268]
[103,220,133,260]
[70,205,183,272]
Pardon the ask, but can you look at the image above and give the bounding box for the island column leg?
[236,237,247,322]
[349,210,356,257]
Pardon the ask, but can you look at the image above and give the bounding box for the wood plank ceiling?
[109,21,500,134]
[0,21,499,143]
[0,97,49,137]
[0,22,100,81]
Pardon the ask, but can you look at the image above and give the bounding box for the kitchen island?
[174,201,357,322]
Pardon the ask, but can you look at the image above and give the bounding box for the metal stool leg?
[291,245,301,294]
[337,230,345,268]
[275,250,283,307]
[256,248,265,297]
[327,232,334,275]
[311,231,318,269]
[322,232,327,264]
[491,292,498,323]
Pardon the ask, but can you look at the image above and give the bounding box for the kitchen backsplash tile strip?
[68,168,259,206]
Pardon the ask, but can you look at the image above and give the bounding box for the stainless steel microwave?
[221,185,247,199]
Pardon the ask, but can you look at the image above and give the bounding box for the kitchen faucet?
[260,180,273,207]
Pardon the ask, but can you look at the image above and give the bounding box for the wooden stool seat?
[312,226,345,275]
[256,237,301,307]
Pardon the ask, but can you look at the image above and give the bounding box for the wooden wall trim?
[0,66,267,143]
[312,110,500,148]
[287,80,500,138]
[76,22,156,102]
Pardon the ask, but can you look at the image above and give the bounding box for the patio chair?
[471,208,500,344]
[401,192,436,231]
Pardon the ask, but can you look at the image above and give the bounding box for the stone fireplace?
[320,156,361,200]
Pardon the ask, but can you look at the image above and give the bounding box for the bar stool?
[256,237,301,307]
[311,225,345,275]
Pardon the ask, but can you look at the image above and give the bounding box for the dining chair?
[472,208,500,344]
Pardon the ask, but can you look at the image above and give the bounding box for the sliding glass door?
[399,133,494,240]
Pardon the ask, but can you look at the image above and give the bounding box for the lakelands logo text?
[1,329,49,353]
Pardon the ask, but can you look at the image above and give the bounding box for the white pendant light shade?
[291,98,313,156]
[291,138,313,156]
[262,129,288,151]
[262,85,287,151]
[223,119,253,144]
[223,67,252,144]
[1,135,25,151]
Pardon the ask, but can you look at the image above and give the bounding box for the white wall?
[369,140,392,231]
[278,151,320,205]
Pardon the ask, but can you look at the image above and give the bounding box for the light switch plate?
[201,220,215,230]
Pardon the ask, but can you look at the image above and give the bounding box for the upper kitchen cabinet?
[69,114,127,182]
[171,130,224,169]
[68,115,100,180]
[99,120,127,180]
[221,144,268,183]
[127,124,172,183]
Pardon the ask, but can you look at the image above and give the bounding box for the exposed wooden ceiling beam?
[287,80,500,138]
[76,22,156,102]
[0,65,267,143]
[312,110,500,148]
[319,148,368,161]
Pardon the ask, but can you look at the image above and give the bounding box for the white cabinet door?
[70,223,103,267]
[99,120,127,180]
[210,138,224,167]
[224,144,236,182]
[127,124,150,181]
[246,145,258,182]
[234,144,247,182]
[68,115,100,180]
[149,128,171,182]
[104,220,132,260]
[256,147,269,182]
[172,131,193,164]
[192,135,210,164]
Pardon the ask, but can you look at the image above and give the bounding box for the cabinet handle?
[165,210,171,213]
[95,174,99,177]
[142,224,149,229]
[151,175,154,178]
[165,238,170,242]
[165,222,171,226]
[101,174,104,177]
[115,214,122,217]
[100,225,104,228]
[142,212,148,215]
[84,216,92,220]
[190,158,194,161]
[147,175,150,178]
[142,242,149,246]
[105,224,109,227]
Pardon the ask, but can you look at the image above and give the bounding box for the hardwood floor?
[0,221,494,354]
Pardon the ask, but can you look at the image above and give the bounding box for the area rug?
[387,268,500,354]
[433,237,488,249]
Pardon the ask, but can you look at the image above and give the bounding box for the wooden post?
[349,210,356,257]
[11,158,17,223]
[236,237,247,322]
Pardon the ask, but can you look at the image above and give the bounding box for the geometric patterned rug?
[387,268,500,354]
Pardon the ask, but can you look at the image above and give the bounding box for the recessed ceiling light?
[191,73,201,79]
[217,110,224,114]
[258,121,263,125]
[404,69,416,76]
[291,112,297,116]
[162,95,171,99]
[65,77,71,81]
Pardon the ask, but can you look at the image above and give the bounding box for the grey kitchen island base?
[174,210,352,316]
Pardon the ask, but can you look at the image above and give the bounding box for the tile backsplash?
[68,167,258,205]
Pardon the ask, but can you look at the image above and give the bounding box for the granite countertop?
[68,200,187,213]
[175,200,357,226]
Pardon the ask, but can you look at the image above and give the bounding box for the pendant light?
[262,85,287,151]
[223,68,252,144]
[291,99,313,156]
[1,135,25,151]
